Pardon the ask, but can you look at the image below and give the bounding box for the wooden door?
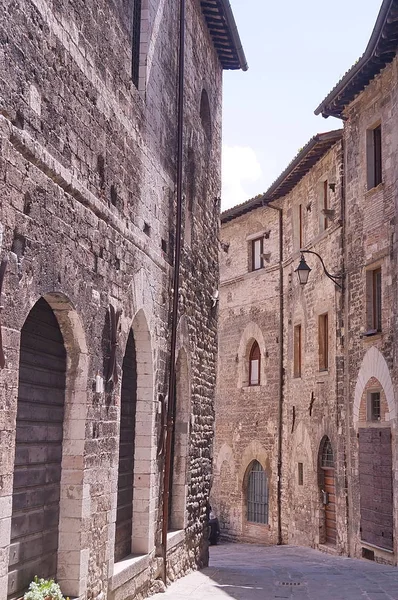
[323,467,336,545]
[8,299,66,599]
[114,330,137,563]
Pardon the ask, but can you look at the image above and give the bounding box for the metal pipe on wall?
[161,0,186,584]
[267,202,284,546]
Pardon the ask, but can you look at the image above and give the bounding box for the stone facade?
[0,0,245,599]
[213,0,398,569]
[214,134,345,549]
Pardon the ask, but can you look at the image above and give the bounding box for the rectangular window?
[368,391,381,421]
[298,462,304,486]
[367,124,382,189]
[321,180,329,231]
[294,324,302,378]
[366,267,382,333]
[299,204,303,248]
[318,313,329,371]
[251,237,263,271]
[132,0,142,88]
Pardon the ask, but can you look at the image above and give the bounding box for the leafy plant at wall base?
[24,577,69,600]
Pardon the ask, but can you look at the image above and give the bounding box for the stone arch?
[239,441,270,487]
[237,323,267,388]
[7,292,89,599]
[129,308,155,555]
[215,443,235,477]
[353,347,395,428]
[169,347,191,530]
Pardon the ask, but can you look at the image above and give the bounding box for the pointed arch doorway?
[319,436,336,546]
[8,298,67,598]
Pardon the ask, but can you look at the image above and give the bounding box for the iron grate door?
[247,461,268,524]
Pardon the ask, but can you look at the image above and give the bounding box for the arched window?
[249,341,261,386]
[321,437,334,468]
[200,89,212,141]
[247,461,268,524]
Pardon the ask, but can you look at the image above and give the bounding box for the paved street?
[152,542,398,599]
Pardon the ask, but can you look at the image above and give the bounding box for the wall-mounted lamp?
[328,182,336,192]
[295,250,343,289]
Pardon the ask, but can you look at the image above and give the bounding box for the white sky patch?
[222,145,263,210]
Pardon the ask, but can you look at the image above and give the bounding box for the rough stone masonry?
[0,1,246,599]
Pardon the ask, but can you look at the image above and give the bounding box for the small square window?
[365,267,382,333]
[367,124,382,189]
[251,237,263,271]
[367,391,381,421]
[298,462,304,486]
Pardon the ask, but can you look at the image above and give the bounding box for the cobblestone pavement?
[151,542,398,599]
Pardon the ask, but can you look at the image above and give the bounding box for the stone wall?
[0,0,222,598]
[214,139,345,551]
[342,54,398,565]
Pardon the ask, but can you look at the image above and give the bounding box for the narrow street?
[152,543,398,599]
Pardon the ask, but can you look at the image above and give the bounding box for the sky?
[221,0,382,210]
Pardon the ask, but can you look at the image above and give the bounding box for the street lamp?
[295,250,343,289]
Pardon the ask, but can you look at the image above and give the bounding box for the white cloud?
[222,145,263,210]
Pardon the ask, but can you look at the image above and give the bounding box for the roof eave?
[315,0,396,118]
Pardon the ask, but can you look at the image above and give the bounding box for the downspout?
[267,202,284,545]
[161,0,185,584]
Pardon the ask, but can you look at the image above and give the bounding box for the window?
[293,324,302,378]
[367,124,382,189]
[321,180,329,232]
[299,204,303,248]
[249,341,261,386]
[247,461,268,524]
[321,437,334,468]
[251,237,263,271]
[132,0,142,88]
[366,267,382,333]
[368,391,381,421]
[318,313,329,371]
[298,462,304,486]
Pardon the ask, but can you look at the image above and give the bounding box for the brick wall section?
[0,0,222,598]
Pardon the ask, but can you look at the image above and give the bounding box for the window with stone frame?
[132,0,142,88]
[293,324,302,378]
[365,267,382,334]
[367,390,381,422]
[247,461,268,524]
[318,313,329,371]
[250,237,264,271]
[366,124,382,190]
[249,341,261,386]
[320,179,329,232]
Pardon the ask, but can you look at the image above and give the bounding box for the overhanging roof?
[221,129,343,223]
[315,0,398,118]
[201,0,248,71]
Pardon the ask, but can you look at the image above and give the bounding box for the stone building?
[214,130,344,548]
[316,0,398,565]
[213,0,398,567]
[0,1,246,599]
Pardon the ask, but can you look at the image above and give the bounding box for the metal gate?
[114,330,137,562]
[8,298,66,599]
[247,461,268,524]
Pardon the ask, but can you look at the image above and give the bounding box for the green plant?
[24,577,68,600]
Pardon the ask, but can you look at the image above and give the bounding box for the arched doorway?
[114,330,137,562]
[8,298,66,598]
[318,436,336,546]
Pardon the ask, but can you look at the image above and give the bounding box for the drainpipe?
[267,202,284,545]
[161,0,185,585]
